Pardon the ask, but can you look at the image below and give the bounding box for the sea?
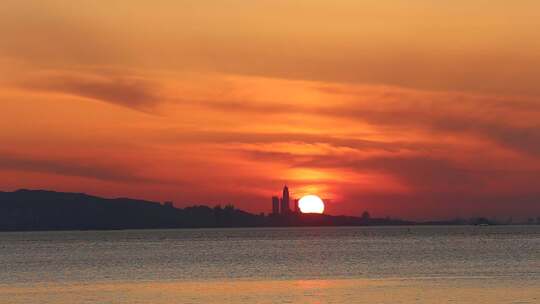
[1,226,539,303]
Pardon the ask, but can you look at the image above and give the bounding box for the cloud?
[0,152,153,183]
[313,84,540,155]
[165,130,403,150]
[20,71,161,112]
[303,155,483,192]
[193,81,540,156]
[354,105,540,156]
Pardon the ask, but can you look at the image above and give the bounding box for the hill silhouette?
[0,189,414,231]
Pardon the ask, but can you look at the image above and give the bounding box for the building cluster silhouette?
[272,185,299,215]
[3,188,533,231]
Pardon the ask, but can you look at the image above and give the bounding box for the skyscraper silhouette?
[272,196,280,215]
[281,185,290,214]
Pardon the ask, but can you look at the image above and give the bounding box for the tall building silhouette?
[294,199,299,213]
[281,185,290,214]
[272,196,280,215]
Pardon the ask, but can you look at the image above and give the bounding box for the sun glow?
[298,195,325,214]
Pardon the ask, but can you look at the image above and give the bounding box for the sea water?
[1,226,539,303]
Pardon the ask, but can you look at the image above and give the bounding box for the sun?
[298,195,325,214]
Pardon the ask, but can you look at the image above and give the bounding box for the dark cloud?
[0,152,153,183]
[240,150,302,164]
[165,130,418,152]
[330,107,540,156]
[314,86,540,156]
[303,155,483,192]
[196,100,296,114]
[21,72,161,112]
[317,155,540,219]
[196,87,540,156]
[160,127,540,197]
[240,147,540,202]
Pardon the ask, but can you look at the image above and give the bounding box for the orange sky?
[1,0,540,219]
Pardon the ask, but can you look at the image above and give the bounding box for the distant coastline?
[0,189,535,232]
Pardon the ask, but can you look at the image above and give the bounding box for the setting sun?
[298,195,325,214]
